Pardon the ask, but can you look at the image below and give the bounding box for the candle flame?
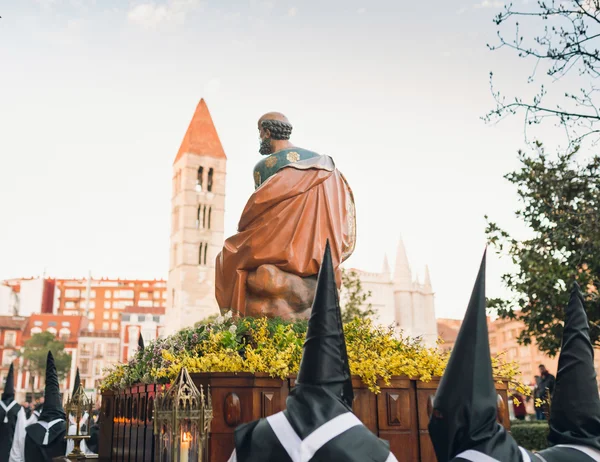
[181,432,192,443]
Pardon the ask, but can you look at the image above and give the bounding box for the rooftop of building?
[23,314,88,344]
[0,316,28,330]
[175,98,226,163]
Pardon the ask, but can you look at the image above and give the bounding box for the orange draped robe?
[215,155,356,314]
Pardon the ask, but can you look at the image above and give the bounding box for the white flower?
[215,315,224,325]
[228,325,237,334]
[224,311,233,320]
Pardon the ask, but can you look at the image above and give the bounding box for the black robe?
[451,445,600,461]
[86,422,99,454]
[0,400,21,462]
[24,420,67,462]
[234,386,396,462]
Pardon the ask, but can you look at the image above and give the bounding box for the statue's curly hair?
[261,119,293,140]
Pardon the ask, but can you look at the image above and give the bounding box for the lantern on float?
[154,367,213,462]
[64,384,94,460]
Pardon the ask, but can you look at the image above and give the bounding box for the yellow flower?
[100,316,528,396]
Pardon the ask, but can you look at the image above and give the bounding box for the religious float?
[95,110,523,462]
[97,316,521,462]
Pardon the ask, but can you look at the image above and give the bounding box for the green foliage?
[340,268,375,323]
[510,421,549,452]
[486,144,600,355]
[20,332,72,387]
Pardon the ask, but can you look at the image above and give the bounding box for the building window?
[154,291,161,299]
[102,322,109,330]
[104,301,111,309]
[4,331,16,347]
[153,315,161,323]
[2,350,17,366]
[112,312,119,320]
[208,207,212,229]
[114,290,134,298]
[47,327,57,336]
[105,290,111,298]
[196,204,202,229]
[88,312,95,320]
[95,343,104,357]
[197,166,204,191]
[111,322,119,331]
[107,344,118,358]
[199,243,208,266]
[59,328,70,341]
[86,301,95,309]
[103,312,110,320]
[81,343,91,355]
[138,315,146,322]
[207,168,214,192]
[139,300,153,308]
[65,301,75,309]
[33,321,43,327]
[122,314,130,322]
[80,359,90,375]
[89,290,96,298]
[61,321,70,327]
[31,327,42,335]
[65,289,80,298]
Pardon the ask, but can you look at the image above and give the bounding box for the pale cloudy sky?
[0,0,557,319]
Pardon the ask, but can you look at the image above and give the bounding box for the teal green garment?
[253,148,320,189]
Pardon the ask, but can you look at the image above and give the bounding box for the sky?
[0,0,562,319]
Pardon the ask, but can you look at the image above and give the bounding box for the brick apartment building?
[0,278,168,402]
[0,316,27,387]
[121,306,166,361]
[437,316,600,391]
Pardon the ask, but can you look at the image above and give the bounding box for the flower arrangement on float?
[100,313,529,398]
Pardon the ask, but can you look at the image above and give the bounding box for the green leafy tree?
[20,332,72,399]
[340,268,375,324]
[486,143,600,355]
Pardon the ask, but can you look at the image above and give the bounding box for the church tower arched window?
[197,167,204,191]
[208,207,212,230]
[207,168,214,192]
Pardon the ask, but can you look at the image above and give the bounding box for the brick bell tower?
[166,99,227,334]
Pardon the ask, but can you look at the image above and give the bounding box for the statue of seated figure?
[215,112,356,319]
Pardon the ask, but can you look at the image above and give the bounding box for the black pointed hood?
[548,282,600,450]
[138,332,145,351]
[428,250,523,461]
[295,240,354,408]
[38,351,66,422]
[2,362,15,402]
[72,368,81,395]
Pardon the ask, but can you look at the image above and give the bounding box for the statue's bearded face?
[259,137,273,155]
[258,123,274,155]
